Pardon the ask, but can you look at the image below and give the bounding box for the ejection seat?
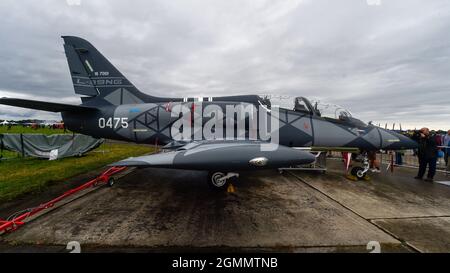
[294,97,312,114]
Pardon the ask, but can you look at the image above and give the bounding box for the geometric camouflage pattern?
[58,81,408,152]
[104,91,414,150]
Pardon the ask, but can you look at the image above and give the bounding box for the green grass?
[0,125,69,135]
[1,149,19,159]
[0,142,155,202]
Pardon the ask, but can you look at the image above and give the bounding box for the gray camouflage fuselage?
[62,100,416,151]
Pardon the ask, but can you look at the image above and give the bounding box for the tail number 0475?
[98,117,129,129]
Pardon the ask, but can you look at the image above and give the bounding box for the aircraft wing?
[0,98,98,112]
[110,141,316,171]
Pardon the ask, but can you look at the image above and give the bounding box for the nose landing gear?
[350,154,370,180]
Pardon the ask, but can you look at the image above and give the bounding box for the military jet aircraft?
[0,36,417,189]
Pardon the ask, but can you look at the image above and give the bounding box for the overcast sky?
[0,0,449,130]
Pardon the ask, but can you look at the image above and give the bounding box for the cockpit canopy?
[309,99,352,120]
[259,95,367,128]
[209,94,367,128]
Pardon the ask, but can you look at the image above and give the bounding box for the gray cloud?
[0,0,449,129]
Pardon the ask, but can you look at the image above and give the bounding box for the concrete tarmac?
[1,159,449,253]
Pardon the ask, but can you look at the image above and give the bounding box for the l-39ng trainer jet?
[0,36,417,189]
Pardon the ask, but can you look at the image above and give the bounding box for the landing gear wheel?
[207,172,229,190]
[351,167,366,180]
[107,177,115,187]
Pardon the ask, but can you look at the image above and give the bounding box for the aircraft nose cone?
[384,130,418,150]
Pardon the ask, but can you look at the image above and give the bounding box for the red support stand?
[0,166,127,234]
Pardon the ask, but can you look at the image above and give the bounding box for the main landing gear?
[207,171,239,190]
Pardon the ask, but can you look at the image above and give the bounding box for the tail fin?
[62,36,169,106]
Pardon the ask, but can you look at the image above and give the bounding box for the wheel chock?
[345,174,358,181]
[227,183,235,193]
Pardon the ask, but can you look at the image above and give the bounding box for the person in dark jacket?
[444,130,450,167]
[414,127,438,182]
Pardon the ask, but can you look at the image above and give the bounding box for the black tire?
[107,177,115,187]
[207,171,229,190]
[350,167,366,179]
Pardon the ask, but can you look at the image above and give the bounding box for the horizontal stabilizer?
[0,98,98,112]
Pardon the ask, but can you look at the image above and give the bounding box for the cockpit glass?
[259,95,295,110]
[309,99,352,120]
[259,95,349,117]
[258,95,366,127]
